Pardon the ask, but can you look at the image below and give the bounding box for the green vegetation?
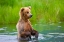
[0,0,64,24]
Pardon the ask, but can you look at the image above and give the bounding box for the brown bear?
[16,6,38,40]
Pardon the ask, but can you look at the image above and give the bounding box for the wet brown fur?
[16,6,38,40]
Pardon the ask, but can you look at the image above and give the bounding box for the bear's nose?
[30,14,32,18]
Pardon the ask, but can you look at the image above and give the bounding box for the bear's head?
[19,6,32,20]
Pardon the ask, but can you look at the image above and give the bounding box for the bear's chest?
[24,22,32,31]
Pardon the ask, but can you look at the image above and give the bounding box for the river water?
[0,22,64,42]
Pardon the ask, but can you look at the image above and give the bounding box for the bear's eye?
[26,12,29,14]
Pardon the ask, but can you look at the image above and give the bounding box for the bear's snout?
[30,14,32,18]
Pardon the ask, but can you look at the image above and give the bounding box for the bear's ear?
[28,6,31,9]
[21,8,24,12]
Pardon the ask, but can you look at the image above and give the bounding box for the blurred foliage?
[0,0,64,24]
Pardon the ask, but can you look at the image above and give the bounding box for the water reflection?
[18,40,28,42]
[0,33,64,42]
[18,40,39,42]
[0,23,64,42]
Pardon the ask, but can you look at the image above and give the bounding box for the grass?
[0,0,64,24]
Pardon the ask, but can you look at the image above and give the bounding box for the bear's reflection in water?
[18,37,39,42]
[18,40,39,42]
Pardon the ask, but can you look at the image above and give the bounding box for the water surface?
[0,22,64,42]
